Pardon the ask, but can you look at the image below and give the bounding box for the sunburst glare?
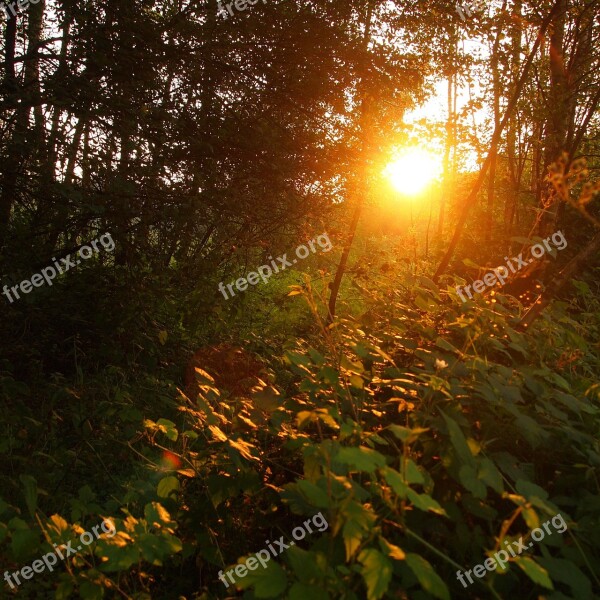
[384,148,442,196]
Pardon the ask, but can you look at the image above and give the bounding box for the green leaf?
[440,411,476,468]
[156,419,178,441]
[289,583,330,600]
[387,425,429,443]
[95,539,140,571]
[10,527,39,561]
[383,467,408,497]
[253,385,281,412]
[137,531,182,564]
[286,351,313,368]
[403,459,425,485]
[286,545,322,582]
[463,258,480,269]
[237,560,288,598]
[19,475,38,518]
[79,581,105,599]
[295,480,330,508]
[406,489,446,516]
[514,556,554,589]
[415,294,437,311]
[478,458,504,493]
[55,580,74,600]
[537,557,592,599]
[144,502,172,529]
[435,338,461,355]
[337,446,386,473]
[341,501,376,560]
[358,549,393,600]
[405,553,450,600]
[459,464,487,499]
[157,476,180,498]
[515,480,548,499]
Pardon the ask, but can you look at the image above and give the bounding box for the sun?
[384,148,441,196]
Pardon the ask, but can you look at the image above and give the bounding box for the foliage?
[5,265,599,598]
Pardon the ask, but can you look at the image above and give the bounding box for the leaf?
[157,476,179,499]
[95,538,140,571]
[341,501,376,560]
[462,258,480,269]
[237,560,288,598]
[403,459,425,484]
[388,425,429,444]
[406,489,446,516]
[289,583,330,600]
[79,581,105,599]
[47,514,70,538]
[358,549,393,600]
[379,538,406,561]
[228,437,259,462]
[192,366,215,384]
[158,330,168,345]
[298,409,338,430]
[208,424,228,442]
[253,385,281,412]
[415,294,436,311]
[137,531,182,564]
[19,475,38,518]
[459,464,487,498]
[144,502,172,529]
[383,468,446,515]
[156,418,178,442]
[383,467,408,497]
[337,446,386,473]
[435,338,461,355]
[286,545,322,582]
[10,527,39,561]
[510,236,533,245]
[296,480,330,508]
[176,468,196,478]
[514,556,554,589]
[515,480,549,501]
[440,411,476,468]
[405,553,450,600]
[477,458,504,493]
[537,557,592,599]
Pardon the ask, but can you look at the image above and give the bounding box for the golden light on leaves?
[383,147,442,196]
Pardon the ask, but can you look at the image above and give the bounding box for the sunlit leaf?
[358,549,392,600]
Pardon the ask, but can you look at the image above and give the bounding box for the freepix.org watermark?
[456,513,568,588]
[3,518,116,590]
[455,0,487,21]
[218,232,333,300]
[217,0,266,19]
[456,230,567,303]
[218,512,329,588]
[3,0,39,18]
[2,233,115,304]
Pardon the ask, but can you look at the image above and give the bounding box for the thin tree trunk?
[485,1,506,242]
[327,0,374,324]
[539,0,568,235]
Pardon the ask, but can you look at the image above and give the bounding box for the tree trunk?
[326,0,374,324]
